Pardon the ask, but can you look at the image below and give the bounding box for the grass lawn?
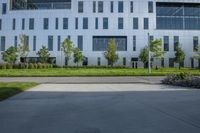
[0,68,199,77]
[0,82,38,101]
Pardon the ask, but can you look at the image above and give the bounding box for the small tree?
[104,39,119,67]
[175,44,185,69]
[1,46,17,64]
[61,38,74,66]
[139,46,148,68]
[17,34,29,63]
[37,46,50,63]
[73,48,84,67]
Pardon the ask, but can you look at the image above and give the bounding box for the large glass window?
[156,2,200,30]
[164,36,169,51]
[83,18,88,29]
[78,36,83,51]
[133,18,138,29]
[93,36,127,51]
[78,1,84,13]
[193,36,199,52]
[48,36,53,51]
[98,1,103,13]
[0,36,6,51]
[118,18,123,29]
[44,18,49,30]
[2,3,7,14]
[148,1,153,13]
[63,18,68,29]
[103,18,108,29]
[29,18,34,30]
[118,1,124,13]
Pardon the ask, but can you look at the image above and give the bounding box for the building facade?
[0,0,200,67]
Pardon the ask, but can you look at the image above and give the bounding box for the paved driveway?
[0,84,200,133]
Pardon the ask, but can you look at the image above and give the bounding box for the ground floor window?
[169,58,175,67]
[82,57,88,66]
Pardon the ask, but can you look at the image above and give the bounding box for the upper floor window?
[48,36,53,51]
[14,36,18,48]
[12,19,16,30]
[193,36,199,52]
[164,36,169,51]
[0,19,2,30]
[98,1,103,13]
[83,18,88,29]
[174,36,179,51]
[33,36,36,51]
[95,18,98,29]
[75,18,79,29]
[118,1,124,13]
[78,1,84,13]
[93,1,96,13]
[133,36,136,51]
[0,36,6,51]
[118,18,124,29]
[110,1,114,13]
[29,18,34,30]
[130,1,134,13]
[148,1,153,13]
[22,19,25,30]
[57,36,61,51]
[63,18,68,29]
[103,18,108,29]
[133,18,138,29]
[44,18,49,30]
[78,36,83,51]
[144,18,149,29]
[55,18,59,30]
[2,3,7,14]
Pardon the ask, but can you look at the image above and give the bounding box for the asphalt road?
[0,84,200,133]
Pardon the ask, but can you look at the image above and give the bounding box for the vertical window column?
[55,18,59,30]
[110,1,114,13]
[130,1,134,13]
[78,36,83,51]
[118,1,124,13]
[133,18,138,29]
[48,36,53,51]
[63,18,68,29]
[95,17,98,29]
[118,18,124,29]
[133,36,136,51]
[83,18,88,29]
[33,36,36,51]
[144,18,149,29]
[98,1,104,13]
[75,17,78,29]
[29,18,34,30]
[22,18,25,30]
[2,3,7,14]
[0,19,2,30]
[93,1,96,13]
[148,1,153,13]
[57,36,61,51]
[193,36,199,52]
[78,1,84,13]
[13,19,16,30]
[44,18,49,30]
[164,36,169,51]
[174,36,179,51]
[103,17,108,29]
[14,36,18,48]
[1,36,6,51]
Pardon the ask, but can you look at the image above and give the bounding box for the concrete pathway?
[0,76,164,84]
[0,84,200,133]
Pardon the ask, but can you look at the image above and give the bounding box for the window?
[33,36,36,51]
[63,18,68,29]
[82,57,88,66]
[57,36,61,51]
[118,1,124,13]
[29,18,34,30]
[169,58,175,67]
[148,1,153,13]
[193,36,199,52]
[55,18,59,30]
[123,57,126,66]
[95,18,98,29]
[13,19,16,30]
[97,57,101,66]
[110,1,114,13]
[0,19,2,30]
[93,36,127,51]
[103,18,108,29]
[130,1,134,13]
[78,36,83,51]
[144,18,149,29]
[25,36,29,49]
[98,1,103,13]
[2,3,7,14]
[75,18,78,29]
[133,18,138,29]
[83,18,88,29]
[14,36,18,48]
[93,1,96,13]
[1,36,5,51]
[48,36,53,51]
[22,18,25,30]
[44,18,49,30]
[118,18,123,29]
[78,1,84,13]
[164,36,169,51]
[133,36,136,51]
[174,36,179,51]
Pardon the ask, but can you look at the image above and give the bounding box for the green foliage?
[194,45,200,60]
[139,46,148,68]
[1,46,18,64]
[73,48,84,66]
[104,39,119,67]
[150,39,164,58]
[62,38,74,65]
[17,34,29,62]
[37,46,50,63]
[175,44,185,69]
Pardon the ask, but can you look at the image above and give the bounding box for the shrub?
[28,63,34,69]
[37,63,43,69]
[6,64,13,69]
[33,63,38,69]
[19,63,26,69]
[0,63,6,69]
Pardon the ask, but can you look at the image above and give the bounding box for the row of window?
[78,1,153,13]
[0,17,149,30]
[0,35,199,52]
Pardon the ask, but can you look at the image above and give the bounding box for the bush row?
[162,72,200,88]
[0,63,54,69]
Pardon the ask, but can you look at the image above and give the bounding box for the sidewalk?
[0,76,164,84]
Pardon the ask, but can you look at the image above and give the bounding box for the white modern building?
[0,0,200,68]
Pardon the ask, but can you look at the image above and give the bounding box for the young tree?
[175,44,185,69]
[37,46,50,63]
[104,39,119,67]
[139,46,148,68]
[17,34,29,63]
[73,48,84,67]
[1,46,17,64]
[194,45,200,69]
[61,38,74,66]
